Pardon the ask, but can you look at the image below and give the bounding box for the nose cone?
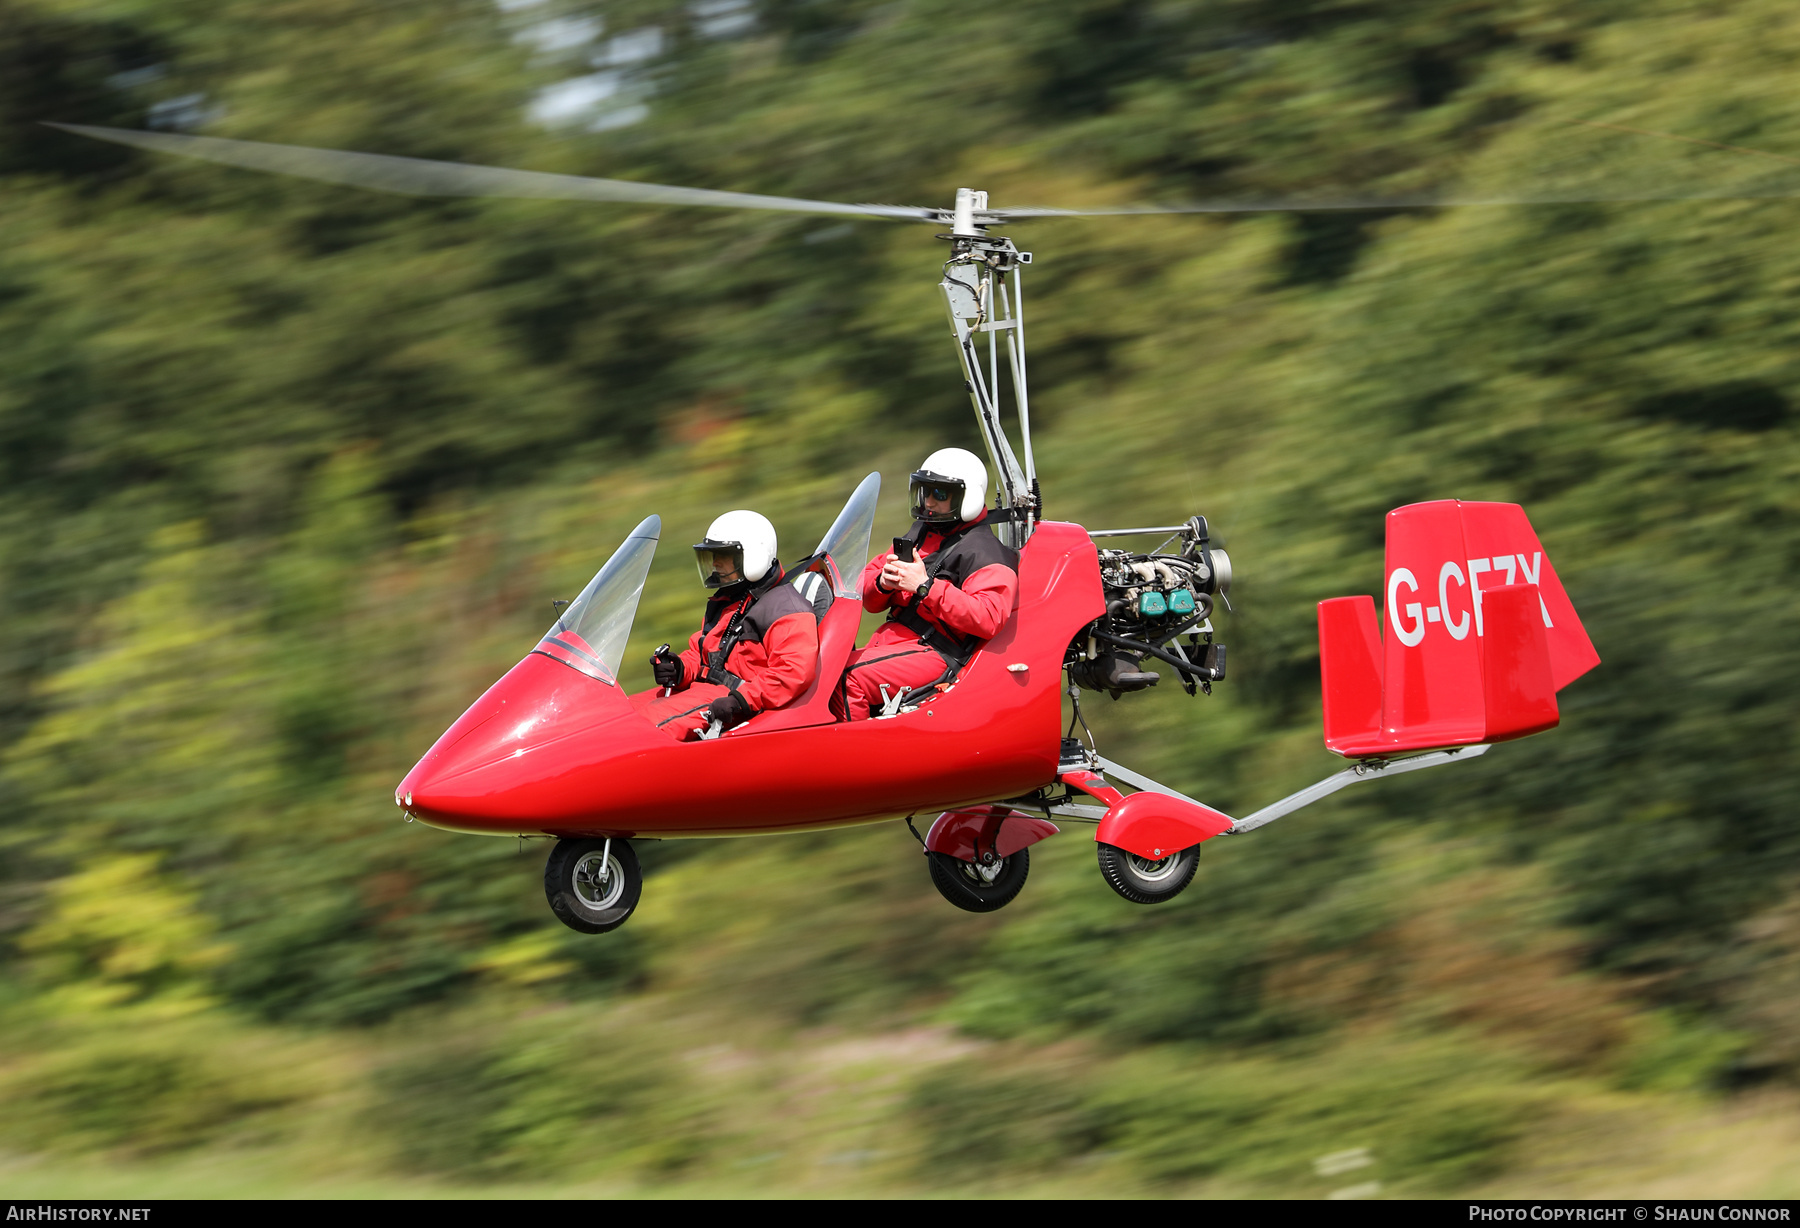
[397,652,652,832]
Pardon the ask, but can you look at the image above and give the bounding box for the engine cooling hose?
[1091,630,1224,682]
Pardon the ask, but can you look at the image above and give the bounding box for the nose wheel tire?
[545,838,642,933]
[927,848,1029,913]
[1097,841,1199,905]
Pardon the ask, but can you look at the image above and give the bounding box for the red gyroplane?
[53,127,1601,932]
[392,486,1596,932]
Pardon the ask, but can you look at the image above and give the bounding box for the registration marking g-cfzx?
[1387,553,1551,648]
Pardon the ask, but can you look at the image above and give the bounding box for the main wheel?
[927,848,1029,913]
[1097,841,1200,905]
[544,838,642,933]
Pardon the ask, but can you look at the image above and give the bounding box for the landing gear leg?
[927,848,1029,913]
[1097,842,1199,905]
[545,837,643,933]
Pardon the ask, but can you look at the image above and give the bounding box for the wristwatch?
[915,577,934,601]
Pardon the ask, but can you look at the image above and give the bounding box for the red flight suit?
[834,510,1019,720]
[632,569,819,740]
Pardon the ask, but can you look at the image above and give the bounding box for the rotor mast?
[940,188,1037,548]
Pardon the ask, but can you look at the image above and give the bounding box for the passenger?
[833,448,1019,720]
[632,510,819,741]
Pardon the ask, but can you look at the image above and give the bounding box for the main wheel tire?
[544,838,642,933]
[927,848,1029,913]
[1097,841,1199,905]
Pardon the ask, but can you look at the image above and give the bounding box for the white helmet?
[693,509,777,588]
[910,447,988,524]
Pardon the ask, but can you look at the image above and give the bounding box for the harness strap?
[699,600,751,690]
[697,565,789,690]
[699,665,745,691]
[886,518,984,658]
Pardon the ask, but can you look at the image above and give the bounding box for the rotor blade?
[46,123,941,222]
[982,176,1800,220]
[55,121,1800,227]
[984,120,1800,219]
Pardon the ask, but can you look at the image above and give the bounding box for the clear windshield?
[816,472,880,598]
[537,515,660,685]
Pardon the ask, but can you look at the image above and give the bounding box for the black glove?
[707,691,753,729]
[652,647,682,689]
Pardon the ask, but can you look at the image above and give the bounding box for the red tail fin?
[1319,500,1598,757]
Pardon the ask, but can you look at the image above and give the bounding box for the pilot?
[632,510,820,741]
[833,447,1019,720]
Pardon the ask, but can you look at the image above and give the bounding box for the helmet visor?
[693,540,747,588]
[909,471,966,523]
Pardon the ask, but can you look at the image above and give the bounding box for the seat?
[792,568,833,621]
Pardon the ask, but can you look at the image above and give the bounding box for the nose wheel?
[545,837,642,933]
[927,848,1029,913]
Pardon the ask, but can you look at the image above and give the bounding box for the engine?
[1067,515,1231,698]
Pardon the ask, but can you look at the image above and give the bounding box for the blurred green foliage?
[1,0,1798,1196]
[367,1015,713,1178]
[3,1037,294,1157]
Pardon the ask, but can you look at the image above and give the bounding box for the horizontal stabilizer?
[1318,500,1595,757]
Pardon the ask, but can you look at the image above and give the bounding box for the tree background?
[1,0,1798,1195]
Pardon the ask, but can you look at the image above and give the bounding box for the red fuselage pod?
[397,521,1105,839]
